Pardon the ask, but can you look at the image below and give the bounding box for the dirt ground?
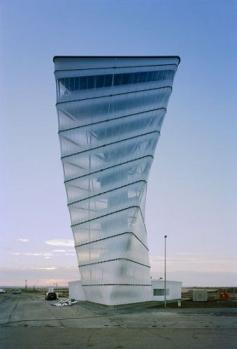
[0,292,237,349]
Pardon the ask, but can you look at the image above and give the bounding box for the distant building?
[54,56,180,305]
[152,280,182,301]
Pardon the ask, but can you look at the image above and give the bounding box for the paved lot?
[0,293,237,348]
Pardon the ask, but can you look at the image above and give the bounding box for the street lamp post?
[164,235,167,308]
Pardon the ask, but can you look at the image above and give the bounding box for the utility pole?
[164,235,167,308]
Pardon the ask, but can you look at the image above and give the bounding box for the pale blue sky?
[0,0,236,287]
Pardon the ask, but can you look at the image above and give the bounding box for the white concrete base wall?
[83,285,152,305]
[68,280,182,304]
[68,281,86,301]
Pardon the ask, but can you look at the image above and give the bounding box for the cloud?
[24,253,43,256]
[51,249,76,256]
[36,267,57,271]
[0,266,80,287]
[9,249,76,259]
[10,252,53,257]
[17,238,29,243]
[150,254,237,274]
[45,239,74,247]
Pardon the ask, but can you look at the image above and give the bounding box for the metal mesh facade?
[54,56,180,305]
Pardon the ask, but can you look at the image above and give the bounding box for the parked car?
[45,291,58,301]
[0,288,6,294]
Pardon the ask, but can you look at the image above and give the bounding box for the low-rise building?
[151,280,182,301]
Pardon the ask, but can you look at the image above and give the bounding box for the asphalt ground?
[0,292,237,348]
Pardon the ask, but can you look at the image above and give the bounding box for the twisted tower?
[54,56,180,305]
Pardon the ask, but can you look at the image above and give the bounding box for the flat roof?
[53,55,181,63]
